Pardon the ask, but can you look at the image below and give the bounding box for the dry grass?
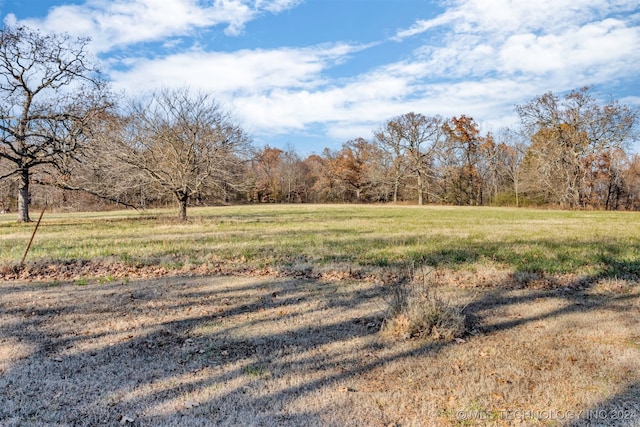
[381,268,467,341]
[1,271,639,426]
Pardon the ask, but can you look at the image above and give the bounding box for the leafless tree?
[492,128,528,207]
[100,87,251,220]
[376,113,445,205]
[280,146,309,203]
[375,118,406,203]
[60,110,150,209]
[517,87,638,208]
[0,26,110,221]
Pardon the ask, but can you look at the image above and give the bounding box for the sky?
[1,0,639,154]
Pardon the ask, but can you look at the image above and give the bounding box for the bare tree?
[280,146,309,203]
[102,87,251,220]
[0,26,110,221]
[492,128,528,207]
[61,110,150,209]
[374,119,406,203]
[0,157,15,212]
[517,87,638,208]
[376,113,445,205]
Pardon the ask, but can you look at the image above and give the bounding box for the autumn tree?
[302,154,326,203]
[581,148,630,210]
[333,140,365,201]
[346,138,393,202]
[0,26,110,222]
[97,87,250,220]
[252,146,284,202]
[331,138,388,202]
[517,87,638,208]
[622,155,640,210]
[443,115,485,205]
[309,148,350,202]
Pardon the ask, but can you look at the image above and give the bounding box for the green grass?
[1,205,638,278]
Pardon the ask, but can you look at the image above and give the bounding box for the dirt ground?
[1,271,639,426]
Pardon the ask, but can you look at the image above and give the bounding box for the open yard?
[1,205,639,426]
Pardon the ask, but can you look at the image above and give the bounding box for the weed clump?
[381,267,466,340]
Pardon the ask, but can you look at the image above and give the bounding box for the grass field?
[1,204,639,279]
[0,205,639,426]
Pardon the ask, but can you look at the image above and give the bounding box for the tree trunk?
[179,200,187,221]
[17,168,30,222]
[393,176,399,204]
[417,171,424,205]
[176,192,188,221]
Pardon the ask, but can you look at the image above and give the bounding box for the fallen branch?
[21,207,46,266]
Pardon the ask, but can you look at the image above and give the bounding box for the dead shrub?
[381,266,466,340]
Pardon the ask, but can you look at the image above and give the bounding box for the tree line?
[249,98,639,210]
[0,26,639,221]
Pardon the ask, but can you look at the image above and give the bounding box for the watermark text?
[455,408,638,422]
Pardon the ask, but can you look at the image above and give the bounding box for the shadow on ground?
[0,256,638,426]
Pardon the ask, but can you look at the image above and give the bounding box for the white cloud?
[498,18,639,76]
[389,0,640,100]
[392,13,458,41]
[403,0,638,37]
[228,67,539,139]
[256,0,302,13]
[5,0,300,52]
[108,42,366,95]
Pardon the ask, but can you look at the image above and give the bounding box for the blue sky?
[1,0,639,153]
